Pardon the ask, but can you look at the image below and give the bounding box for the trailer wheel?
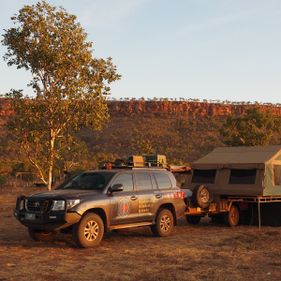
[224,205,240,227]
[186,215,201,225]
[192,185,211,209]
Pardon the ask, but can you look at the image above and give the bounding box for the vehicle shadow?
[0,226,155,249]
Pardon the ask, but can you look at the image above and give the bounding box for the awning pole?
[258,197,261,230]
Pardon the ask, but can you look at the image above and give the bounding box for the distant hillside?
[2,98,281,118]
[107,100,281,117]
[1,98,281,166]
[84,100,281,163]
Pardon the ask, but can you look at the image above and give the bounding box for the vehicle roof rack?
[99,154,190,173]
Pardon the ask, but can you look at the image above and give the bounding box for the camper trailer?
[183,146,281,227]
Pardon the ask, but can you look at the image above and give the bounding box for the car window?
[59,172,114,190]
[135,173,153,191]
[151,173,158,189]
[154,173,172,189]
[113,173,134,192]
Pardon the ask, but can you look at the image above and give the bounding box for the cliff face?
[107,100,281,117]
[1,98,281,118]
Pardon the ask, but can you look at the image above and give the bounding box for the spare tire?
[192,185,211,209]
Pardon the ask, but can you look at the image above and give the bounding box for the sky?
[0,0,281,103]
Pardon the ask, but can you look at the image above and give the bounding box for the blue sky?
[0,0,281,103]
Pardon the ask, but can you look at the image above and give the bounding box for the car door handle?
[155,194,162,199]
[130,196,138,201]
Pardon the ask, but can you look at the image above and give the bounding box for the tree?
[220,107,281,146]
[2,1,120,190]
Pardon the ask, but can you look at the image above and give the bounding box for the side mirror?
[109,183,124,193]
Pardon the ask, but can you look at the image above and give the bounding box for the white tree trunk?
[47,131,55,191]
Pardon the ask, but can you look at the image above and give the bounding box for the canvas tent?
[187,145,281,197]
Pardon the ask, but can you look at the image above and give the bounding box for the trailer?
[180,145,281,228]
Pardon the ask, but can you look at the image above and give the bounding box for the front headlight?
[51,200,65,211]
[66,199,80,210]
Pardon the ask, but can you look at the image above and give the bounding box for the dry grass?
[1,187,281,281]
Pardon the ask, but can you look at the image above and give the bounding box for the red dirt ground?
[1,187,281,281]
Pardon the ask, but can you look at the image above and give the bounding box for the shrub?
[0,175,7,187]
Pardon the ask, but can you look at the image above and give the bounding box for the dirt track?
[1,188,281,281]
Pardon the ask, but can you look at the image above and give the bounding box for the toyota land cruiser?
[14,168,186,248]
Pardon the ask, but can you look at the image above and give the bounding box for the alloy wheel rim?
[200,189,209,203]
[160,215,171,232]
[84,220,99,241]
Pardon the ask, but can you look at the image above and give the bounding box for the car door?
[134,171,156,222]
[110,172,140,225]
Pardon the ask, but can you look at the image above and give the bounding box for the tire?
[186,215,201,225]
[28,228,56,242]
[224,205,240,227]
[192,185,211,209]
[72,213,104,248]
[151,209,174,237]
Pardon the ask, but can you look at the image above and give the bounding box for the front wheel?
[28,228,56,242]
[151,209,174,237]
[72,213,104,248]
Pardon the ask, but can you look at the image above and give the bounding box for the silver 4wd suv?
[14,168,186,248]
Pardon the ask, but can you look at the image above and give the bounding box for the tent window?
[274,165,281,186]
[229,169,256,184]
[192,169,216,184]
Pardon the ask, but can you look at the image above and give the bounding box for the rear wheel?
[72,213,104,248]
[28,228,56,242]
[186,215,201,225]
[224,205,240,227]
[151,209,174,237]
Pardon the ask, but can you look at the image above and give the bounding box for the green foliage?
[2,1,120,189]
[11,162,25,175]
[220,107,281,146]
[0,175,7,187]
[79,114,223,164]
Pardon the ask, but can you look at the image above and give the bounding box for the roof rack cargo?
[145,154,166,167]
[100,154,190,173]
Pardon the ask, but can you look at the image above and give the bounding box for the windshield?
[58,172,115,190]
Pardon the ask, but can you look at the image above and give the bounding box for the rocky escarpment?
[108,100,281,117]
[1,98,281,118]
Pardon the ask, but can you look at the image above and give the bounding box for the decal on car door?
[118,198,130,217]
[139,199,152,213]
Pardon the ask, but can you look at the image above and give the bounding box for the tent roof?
[193,146,281,165]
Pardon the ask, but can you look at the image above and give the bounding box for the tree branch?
[22,142,47,185]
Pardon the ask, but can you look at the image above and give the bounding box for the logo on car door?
[118,198,130,216]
